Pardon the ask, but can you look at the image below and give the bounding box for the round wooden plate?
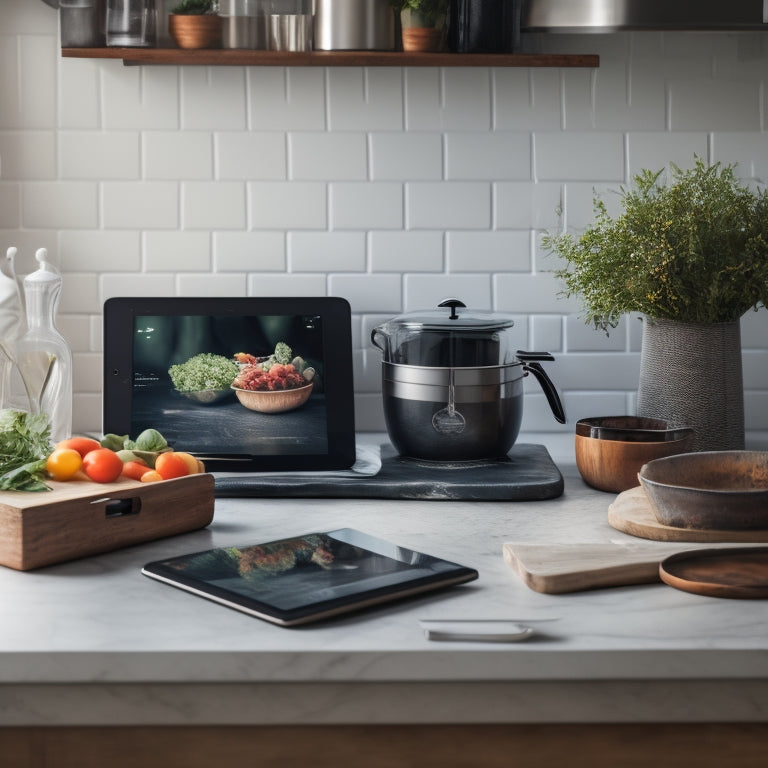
[659,547,768,598]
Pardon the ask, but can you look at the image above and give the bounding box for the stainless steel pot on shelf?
[371,299,566,461]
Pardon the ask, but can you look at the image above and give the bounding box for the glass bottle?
[0,247,30,413]
[16,249,73,444]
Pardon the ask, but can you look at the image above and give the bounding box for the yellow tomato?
[46,448,83,481]
[172,451,203,475]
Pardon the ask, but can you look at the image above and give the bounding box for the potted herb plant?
[542,158,768,451]
[169,0,222,49]
[390,0,449,52]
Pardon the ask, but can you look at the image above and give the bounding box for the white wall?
[2,0,767,458]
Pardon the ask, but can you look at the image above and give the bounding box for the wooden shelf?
[62,48,599,68]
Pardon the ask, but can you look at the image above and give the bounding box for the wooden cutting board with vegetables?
[0,412,214,571]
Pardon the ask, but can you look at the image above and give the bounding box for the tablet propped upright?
[142,528,479,626]
[103,296,356,473]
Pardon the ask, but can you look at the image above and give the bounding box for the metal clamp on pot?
[371,299,566,461]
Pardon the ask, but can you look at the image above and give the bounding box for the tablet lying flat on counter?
[103,296,356,473]
[142,528,479,626]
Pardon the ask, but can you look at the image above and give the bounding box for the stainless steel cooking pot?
[371,299,566,461]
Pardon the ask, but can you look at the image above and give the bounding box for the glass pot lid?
[371,299,519,368]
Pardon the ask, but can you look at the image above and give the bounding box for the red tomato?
[154,451,190,480]
[56,437,102,458]
[121,460,151,481]
[82,448,123,483]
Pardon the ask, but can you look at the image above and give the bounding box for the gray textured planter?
[636,317,745,452]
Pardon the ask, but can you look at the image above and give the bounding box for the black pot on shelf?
[448,0,522,54]
[371,299,566,461]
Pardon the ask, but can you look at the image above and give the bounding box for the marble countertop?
[2,439,768,726]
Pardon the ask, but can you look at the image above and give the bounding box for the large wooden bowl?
[575,429,695,493]
[639,451,768,529]
[232,382,313,414]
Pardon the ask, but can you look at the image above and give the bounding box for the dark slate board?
[214,443,563,501]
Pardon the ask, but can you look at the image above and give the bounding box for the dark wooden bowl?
[575,416,691,442]
[639,451,768,530]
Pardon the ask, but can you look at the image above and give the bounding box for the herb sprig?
[542,158,768,332]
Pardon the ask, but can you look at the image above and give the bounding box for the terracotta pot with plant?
[543,158,768,451]
[169,0,222,49]
[391,0,449,52]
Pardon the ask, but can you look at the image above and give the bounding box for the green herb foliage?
[390,0,448,24]
[168,353,239,392]
[0,410,53,491]
[171,0,216,15]
[542,158,768,332]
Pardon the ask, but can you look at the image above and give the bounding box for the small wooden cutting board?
[503,540,756,594]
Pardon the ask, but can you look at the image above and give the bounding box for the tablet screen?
[103,297,356,472]
[142,528,478,626]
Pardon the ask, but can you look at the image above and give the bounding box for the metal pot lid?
[379,299,515,332]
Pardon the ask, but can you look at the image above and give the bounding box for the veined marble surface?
[2,438,768,725]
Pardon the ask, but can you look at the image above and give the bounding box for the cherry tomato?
[154,451,190,480]
[82,448,123,483]
[46,448,83,481]
[55,437,102,458]
[121,460,151,481]
[172,452,203,475]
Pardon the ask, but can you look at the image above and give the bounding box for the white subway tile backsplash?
[494,69,561,131]
[627,132,709,178]
[289,132,367,180]
[535,132,624,181]
[330,274,401,313]
[4,8,768,443]
[327,68,404,131]
[370,231,444,272]
[145,231,211,272]
[494,273,581,314]
[60,132,139,180]
[248,68,326,131]
[0,131,56,180]
[404,273,490,311]
[182,181,246,230]
[407,182,490,229]
[369,133,443,181]
[103,181,178,229]
[445,132,531,181]
[404,69,491,131]
[668,78,761,131]
[447,231,529,273]
[177,273,247,296]
[712,133,768,181]
[144,132,213,180]
[102,64,180,131]
[73,393,102,435]
[181,68,247,130]
[22,181,98,229]
[247,273,327,296]
[60,230,141,272]
[101,273,176,301]
[215,132,286,180]
[249,181,327,229]
[495,182,562,230]
[330,182,402,230]
[0,185,20,229]
[288,232,366,272]
[214,231,285,272]
[58,59,101,129]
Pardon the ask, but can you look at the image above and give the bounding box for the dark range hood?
[521,0,768,33]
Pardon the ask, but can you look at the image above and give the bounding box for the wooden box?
[0,473,215,570]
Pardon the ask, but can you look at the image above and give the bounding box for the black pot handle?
[438,298,466,320]
[370,327,385,352]
[516,350,566,424]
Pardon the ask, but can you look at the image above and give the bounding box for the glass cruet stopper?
[17,248,73,443]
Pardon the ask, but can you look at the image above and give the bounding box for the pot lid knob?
[437,298,466,320]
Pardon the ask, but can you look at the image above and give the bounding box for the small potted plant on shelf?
[390,0,449,52]
[542,157,768,452]
[169,0,222,49]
